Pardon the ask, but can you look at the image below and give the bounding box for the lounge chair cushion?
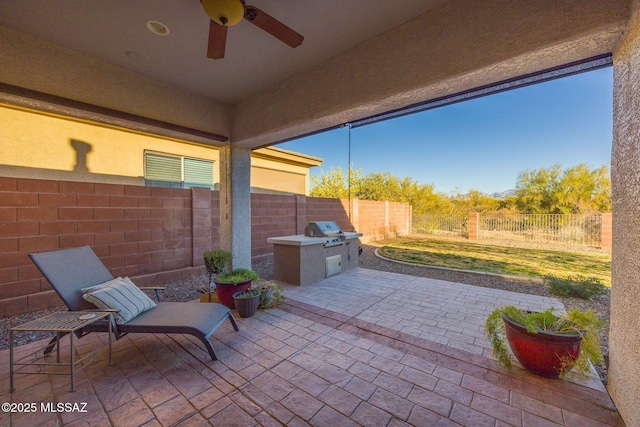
[82,276,157,324]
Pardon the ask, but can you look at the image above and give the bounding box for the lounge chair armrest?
[140,287,165,302]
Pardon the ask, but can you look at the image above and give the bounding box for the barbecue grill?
[304,221,345,247]
[268,220,362,285]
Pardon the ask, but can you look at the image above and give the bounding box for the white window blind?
[144,152,214,189]
[184,157,214,189]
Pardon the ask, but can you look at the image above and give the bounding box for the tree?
[310,166,450,214]
[398,180,449,214]
[310,167,361,199]
[310,163,612,215]
[356,172,403,201]
[514,163,611,214]
[448,189,503,214]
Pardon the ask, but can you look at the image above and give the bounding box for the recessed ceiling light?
[146,20,170,36]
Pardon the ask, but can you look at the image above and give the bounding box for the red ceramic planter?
[214,279,252,309]
[503,314,582,378]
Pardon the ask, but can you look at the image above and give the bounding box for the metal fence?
[412,213,468,237]
[413,213,603,247]
[479,213,602,246]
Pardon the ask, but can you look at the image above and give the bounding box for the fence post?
[384,201,390,239]
[351,198,359,232]
[601,213,612,250]
[295,195,307,234]
[468,212,479,240]
[191,187,212,267]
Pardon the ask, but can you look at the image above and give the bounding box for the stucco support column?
[219,145,252,269]
[609,3,640,425]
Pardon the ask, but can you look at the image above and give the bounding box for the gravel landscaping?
[0,241,611,383]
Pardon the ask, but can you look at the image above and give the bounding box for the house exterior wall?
[250,147,322,196]
[0,177,410,317]
[0,105,319,195]
[609,2,640,425]
[0,104,221,186]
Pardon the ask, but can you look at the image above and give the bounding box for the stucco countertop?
[267,232,362,246]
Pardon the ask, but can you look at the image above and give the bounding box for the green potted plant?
[485,306,604,379]
[203,250,231,283]
[257,282,285,309]
[214,268,259,309]
[232,289,261,318]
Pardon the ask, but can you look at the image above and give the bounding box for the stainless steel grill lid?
[304,221,345,247]
[304,221,344,237]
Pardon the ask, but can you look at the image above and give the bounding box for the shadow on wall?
[0,139,143,185]
[70,139,92,173]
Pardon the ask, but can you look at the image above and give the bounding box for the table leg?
[56,332,61,363]
[9,329,14,392]
[70,332,75,392]
[108,314,113,366]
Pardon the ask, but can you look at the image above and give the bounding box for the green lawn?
[378,237,611,286]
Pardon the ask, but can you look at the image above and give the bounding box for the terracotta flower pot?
[502,314,582,378]
[214,279,252,309]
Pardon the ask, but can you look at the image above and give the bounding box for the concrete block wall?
[356,200,388,242]
[251,193,297,260]
[0,177,197,316]
[305,197,352,232]
[389,202,412,238]
[0,177,411,316]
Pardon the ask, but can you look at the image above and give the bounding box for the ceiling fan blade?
[207,20,227,59]
[244,5,303,48]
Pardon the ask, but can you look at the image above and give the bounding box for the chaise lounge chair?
[29,246,238,361]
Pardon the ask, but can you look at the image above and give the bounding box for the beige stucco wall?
[609,1,640,425]
[0,105,321,194]
[232,0,629,148]
[251,147,321,195]
[0,104,221,185]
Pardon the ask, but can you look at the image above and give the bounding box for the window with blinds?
[144,152,214,189]
[184,157,214,189]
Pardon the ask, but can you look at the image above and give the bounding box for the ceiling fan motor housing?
[201,0,246,26]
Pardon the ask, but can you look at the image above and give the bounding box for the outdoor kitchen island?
[267,221,362,286]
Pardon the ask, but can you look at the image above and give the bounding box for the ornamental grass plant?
[485,305,604,379]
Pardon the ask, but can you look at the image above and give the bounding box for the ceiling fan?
[200,0,304,59]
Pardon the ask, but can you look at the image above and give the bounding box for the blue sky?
[278,67,613,195]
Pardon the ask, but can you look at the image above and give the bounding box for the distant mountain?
[489,189,516,199]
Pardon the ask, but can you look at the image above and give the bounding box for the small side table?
[9,311,113,392]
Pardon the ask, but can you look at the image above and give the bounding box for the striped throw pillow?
[82,277,157,324]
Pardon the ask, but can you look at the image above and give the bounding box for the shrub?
[257,282,285,309]
[545,275,607,300]
[203,250,230,275]
[215,268,259,285]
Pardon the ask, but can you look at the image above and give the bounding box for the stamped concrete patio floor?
[1,268,624,426]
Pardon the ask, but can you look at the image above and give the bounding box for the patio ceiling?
[0,1,630,148]
[0,0,448,105]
